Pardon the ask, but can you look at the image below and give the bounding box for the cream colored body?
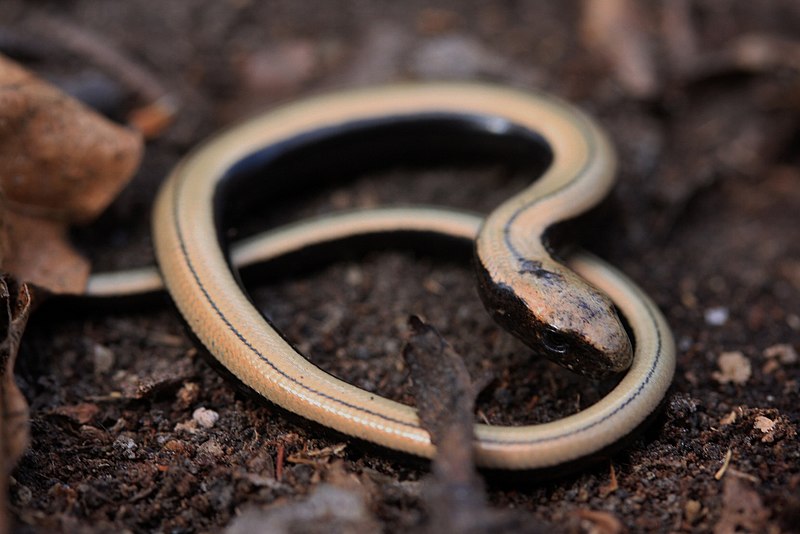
[132,85,675,469]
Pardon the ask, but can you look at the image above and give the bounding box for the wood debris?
[0,276,32,534]
[714,448,733,480]
[581,0,659,99]
[403,316,554,534]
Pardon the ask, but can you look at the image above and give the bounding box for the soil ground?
[2,1,799,532]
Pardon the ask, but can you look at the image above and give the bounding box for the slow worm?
[88,84,675,468]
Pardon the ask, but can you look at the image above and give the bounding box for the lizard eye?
[541,327,569,355]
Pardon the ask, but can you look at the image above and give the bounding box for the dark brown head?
[475,256,633,380]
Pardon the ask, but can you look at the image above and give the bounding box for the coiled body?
[96,84,676,469]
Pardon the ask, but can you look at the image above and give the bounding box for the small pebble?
[113,435,137,459]
[176,382,200,409]
[684,499,702,523]
[345,265,363,286]
[763,344,798,365]
[13,483,33,506]
[92,343,115,374]
[704,307,729,326]
[239,40,317,94]
[409,34,497,79]
[192,407,219,429]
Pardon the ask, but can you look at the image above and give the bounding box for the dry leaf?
[0,54,142,223]
[599,464,619,497]
[1,211,90,295]
[0,54,142,293]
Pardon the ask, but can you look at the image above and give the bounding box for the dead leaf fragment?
[286,443,348,466]
[753,416,776,433]
[719,407,795,445]
[0,54,142,223]
[599,464,619,497]
[1,211,90,295]
[753,416,776,442]
[712,352,751,385]
[51,403,101,426]
[719,410,738,426]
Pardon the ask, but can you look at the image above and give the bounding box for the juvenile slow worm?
[89,84,675,469]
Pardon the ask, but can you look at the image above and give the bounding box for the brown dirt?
[2,1,799,532]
